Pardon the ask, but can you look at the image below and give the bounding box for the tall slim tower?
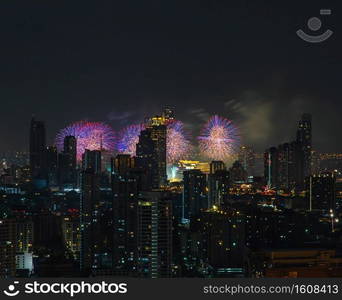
[58,136,77,188]
[80,167,100,273]
[136,115,167,190]
[137,191,172,278]
[297,113,312,178]
[29,117,46,179]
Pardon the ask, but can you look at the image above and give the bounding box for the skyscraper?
[44,146,58,187]
[136,116,167,190]
[80,167,100,273]
[297,113,312,178]
[137,191,172,278]
[0,219,16,278]
[183,169,207,219]
[238,146,256,177]
[209,161,226,175]
[29,117,46,180]
[306,173,336,212]
[111,154,139,275]
[58,136,77,189]
[82,150,101,174]
[208,169,230,208]
[163,107,175,121]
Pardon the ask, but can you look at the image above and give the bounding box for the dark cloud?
[0,1,340,153]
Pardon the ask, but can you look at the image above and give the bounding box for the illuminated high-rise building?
[82,150,101,174]
[15,218,33,253]
[59,136,77,189]
[238,146,256,177]
[163,107,175,121]
[62,215,80,260]
[112,154,135,177]
[29,117,46,180]
[229,160,247,183]
[208,170,230,208]
[306,173,336,212]
[0,219,16,278]
[297,113,312,178]
[183,169,207,219]
[210,161,226,174]
[136,115,167,190]
[44,146,58,187]
[111,154,140,275]
[190,207,246,276]
[80,167,100,273]
[137,191,172,278]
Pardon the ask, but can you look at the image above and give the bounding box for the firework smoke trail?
[117,123,145,156]
[166,120,192,164]
[55,121,116,161]
[198,115,239,161]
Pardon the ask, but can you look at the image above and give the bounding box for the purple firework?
[55,121,116,161]
[198,115,239,161]
[167,120,192,164]
[117,123,145,156]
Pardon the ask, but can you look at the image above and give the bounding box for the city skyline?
[1,1,342,281]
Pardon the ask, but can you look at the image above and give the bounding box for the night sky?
[0,0,341,153]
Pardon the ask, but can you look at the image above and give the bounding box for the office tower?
[183,169,207,219]
[44,146,58,187]
[61,215,81,260]
[264,147,278,188]
[29,117,46,180]
[82,150,101,174]
[58,136,77,189]
[209,161,226,174]
[137,191,172,278]
[238,146,256,177]
[80,167,100,272]
[229,160,247,183]
[15,218,34,253]
[195,209,246,275]
[297,113,312,177]
[15,218,34,277]
[208,161,226,207]
[208,169,230,208]
[64,136,77,172]
[136,116,167,190]
[111,154,140,275]
[100,149,112,174]
[112,154,135,177]
[163,107,175,121]
[306,173,336,212]
[0,219,16,277]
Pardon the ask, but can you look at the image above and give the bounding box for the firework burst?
[117,123,145,156]
[198,115,239,161]
[167,120,192,164]
[55,121,116,161]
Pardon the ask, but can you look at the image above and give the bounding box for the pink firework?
[198,115,239,161]
[55,121,116,161]
[117,123,145,156]
[167,120,192,164]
